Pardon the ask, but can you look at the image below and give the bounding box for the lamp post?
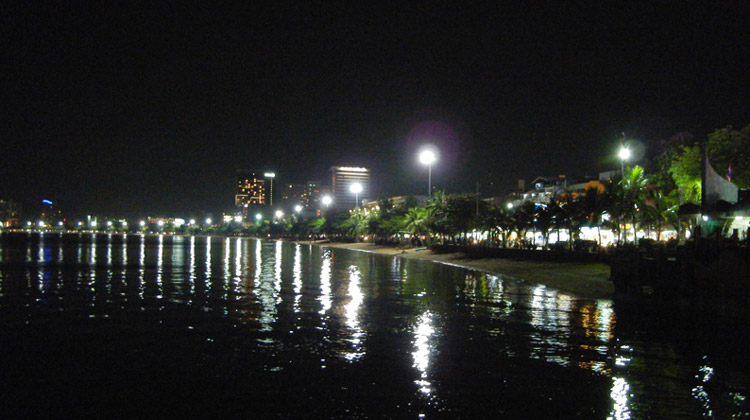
[350,183,363,209]
[618,146,630,179]
[419,149,437,198]
[264,172,276,206]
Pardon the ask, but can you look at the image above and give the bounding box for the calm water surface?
[1,233,749,418]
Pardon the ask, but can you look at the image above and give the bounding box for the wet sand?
[312,241,613,300]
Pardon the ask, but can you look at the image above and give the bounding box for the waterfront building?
[235,170,267,208]
[330,166,370,209]
[281,183,307,207]
[0,199,21,228]
[363,195,427,211]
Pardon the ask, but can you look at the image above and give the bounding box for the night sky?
[3,2,749,218]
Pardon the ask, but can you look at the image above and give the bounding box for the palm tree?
[643,189,678,241]
[342,211,368,242]
[404,207,430,246]
[621,165,648,242]
[580,185,609,247]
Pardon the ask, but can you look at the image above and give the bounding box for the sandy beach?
[311,241,613,300]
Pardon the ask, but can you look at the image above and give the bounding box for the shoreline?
[312,241,614,301]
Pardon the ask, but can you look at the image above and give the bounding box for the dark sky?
[3,2,749,218]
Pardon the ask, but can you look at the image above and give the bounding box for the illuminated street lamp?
[294,204,303,213]
[275,210,284,219]
[321,195,332,207]
[618,146,631,179]
[264,172,276,206]
[205,218,212,225]
[255,213,262,222]
[419,148,437,198]
[350,182,363,209]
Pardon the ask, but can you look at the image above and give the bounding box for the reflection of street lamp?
[419,148,437,198]
[264,172,276,206]
[350,183,363,209]
[618,146,630,179]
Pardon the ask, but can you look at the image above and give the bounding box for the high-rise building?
[235,170,267,208]
[280,183,307,207]
[0,199,21,227]
[330,166,370,209]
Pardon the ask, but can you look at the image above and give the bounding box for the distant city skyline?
[4,3,749,218]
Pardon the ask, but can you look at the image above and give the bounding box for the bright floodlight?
[234,215,242,223]
[264,172,276,178]
[157,220,165,226]
[255,213,262,221]
[275,210,284,218]
[139,220,146,227]
[189,219,195,225]
[205,218,212,225]
[419,149,436,165]
[321,195,332,206]
[618,147,631,161]
[107,221,113,226]
[294,205,303,213]
[350,183,363,194]
[38,221,45,227]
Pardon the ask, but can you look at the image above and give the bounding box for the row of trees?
[21,125,747,248]
[265,168,676,249]
[275,124,749,247]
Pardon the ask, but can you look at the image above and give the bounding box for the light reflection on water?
[1,232,749,418]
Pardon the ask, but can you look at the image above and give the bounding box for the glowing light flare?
[618,147,631,161]
[349,183,363,194]
[275,210,284,218]
[294,205,303,213]
[608,377,632,420]
[321,195,333,206]
[418,149,436,165]
[412,311,435,395]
